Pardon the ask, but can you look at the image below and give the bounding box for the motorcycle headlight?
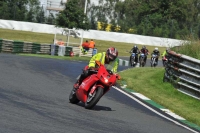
[104,78,108,83]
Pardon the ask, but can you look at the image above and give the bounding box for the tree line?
[86,0,200,39]
[0,0,55,24]
[1,0,200,40]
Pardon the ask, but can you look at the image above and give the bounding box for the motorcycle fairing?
[76,74,99,102]
[131,53,136,57]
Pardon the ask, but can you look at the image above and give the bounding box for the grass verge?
[172,41,200,59]
[118,67,200,127]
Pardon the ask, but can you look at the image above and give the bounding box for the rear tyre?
[85,87,103,109]
[69,88,80,104]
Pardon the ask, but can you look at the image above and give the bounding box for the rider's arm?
[88,53,102,68]
[130,48,133,53]
[162,51,166,57]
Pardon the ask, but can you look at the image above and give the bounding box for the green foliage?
[172,41,200,59]
[0,0,46,23]
[87,0,200,39]
[56,0,89,30]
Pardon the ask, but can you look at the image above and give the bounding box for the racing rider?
[151,47,160,64]
[130,45,140,63]
[139,46,149,64]
[74,47,119,89]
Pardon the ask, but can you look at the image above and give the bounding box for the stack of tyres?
[0,38,2,52]
[12,40,24,53]
[31,43,41,54]
[65,46,73,56]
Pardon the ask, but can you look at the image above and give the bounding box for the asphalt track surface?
[0,53,196,133]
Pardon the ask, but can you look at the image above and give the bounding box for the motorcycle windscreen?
[76,74,99,102]
[104,63,115,74]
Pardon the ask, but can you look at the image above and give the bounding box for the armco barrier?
[163,50,200,100]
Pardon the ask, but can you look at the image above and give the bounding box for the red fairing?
[73,63,120,107]
[84,65,89,70]
[76,74,99,102]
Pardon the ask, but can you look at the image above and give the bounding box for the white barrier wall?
[0,19,185,47]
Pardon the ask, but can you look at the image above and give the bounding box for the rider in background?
[151,47,160,64]
[162,47,170,58]
[139,46,149,64]
[89,39,95,49]
[130,45,140,63]
[162,47,170,66]
[74,47,119,89]
[81,40,90,53]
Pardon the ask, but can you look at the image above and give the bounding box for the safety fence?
[163,50,200,100]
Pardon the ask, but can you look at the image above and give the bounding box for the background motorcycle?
[69,61,120,109]
[151,54,158,67]
[130,52,137,67]
[139,53,146,67]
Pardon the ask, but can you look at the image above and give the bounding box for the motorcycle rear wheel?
[85,87,103,109]
[69,88,80,104]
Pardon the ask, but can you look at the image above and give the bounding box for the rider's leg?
[74,70,90,89]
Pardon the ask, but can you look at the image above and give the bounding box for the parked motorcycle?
[139,53,146,67]
[151,54,158,67]
[162,56,168,67]
[130,53,137,67]
[69,61,120,109]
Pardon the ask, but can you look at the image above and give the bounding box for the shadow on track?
[74,102,115,111]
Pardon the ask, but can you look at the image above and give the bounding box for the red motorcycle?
[69,61,120,109]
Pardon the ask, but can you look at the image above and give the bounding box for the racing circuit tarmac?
[0,53,198,133]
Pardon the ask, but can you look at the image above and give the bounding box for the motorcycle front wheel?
[69,88,80,104]
[85,87,103,109]
[140,58,145,67]
[130,57,135,67]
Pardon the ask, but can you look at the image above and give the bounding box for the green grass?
[0,28,167,57]
[172,41,200,59]
[118,67,200,127]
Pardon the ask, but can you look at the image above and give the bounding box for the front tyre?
[85,87,103,109]
[69,88,80,104]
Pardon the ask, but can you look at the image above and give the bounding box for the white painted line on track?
[112,86,199,133]
[132,92,151,100]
